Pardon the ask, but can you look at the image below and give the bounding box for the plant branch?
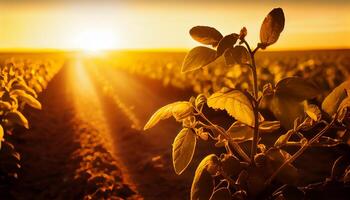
[252,46,260,55]
[243,39,260,160]
[194,107,251,162]
[265,118,336,185]
[242,40,258,99]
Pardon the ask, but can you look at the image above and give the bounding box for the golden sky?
[0,0,349,51]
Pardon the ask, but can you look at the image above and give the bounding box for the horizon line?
[0,47,349,53]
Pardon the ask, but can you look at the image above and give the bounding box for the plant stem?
[195,107,251,162]
[251,108,259,159]
[243,40,260,160]
[265,118,336,185]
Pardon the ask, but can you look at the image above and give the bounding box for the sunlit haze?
[0,0,349,51]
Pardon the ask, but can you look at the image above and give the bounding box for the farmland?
[0,49,349,199]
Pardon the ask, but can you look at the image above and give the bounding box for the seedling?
[0,58,62,180]
[145,8,349,199]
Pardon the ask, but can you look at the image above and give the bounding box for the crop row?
[0,56,64,182]
[102,50,350,102]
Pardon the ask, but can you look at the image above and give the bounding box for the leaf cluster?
[0,57,63,181]
[144,8,350,200]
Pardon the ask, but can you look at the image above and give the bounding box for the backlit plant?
[0,58,62,180]
[144,8,350,199]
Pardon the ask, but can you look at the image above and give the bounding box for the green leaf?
[209,188,231,200]
[191,154,219,200]
[5,111,29,129]
[322,80,350,116]
[189,26,223,47]
[260,8,285,48]
[275,77,319,101]
[216,33,239,57]
[10,89,42,110]
[182,46,217,73]
[224,46,250,66]
[173,128,197,175]
[144,101,192,130]
[207,89,255,126]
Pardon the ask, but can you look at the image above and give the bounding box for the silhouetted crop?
[145,8,350,199]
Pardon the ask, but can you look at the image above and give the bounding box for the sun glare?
[76,30,119,52]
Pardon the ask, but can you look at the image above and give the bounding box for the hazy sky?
[0,0,349,50]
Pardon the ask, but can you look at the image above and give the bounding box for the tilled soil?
[0,64,140,200]
[1,57,346,200]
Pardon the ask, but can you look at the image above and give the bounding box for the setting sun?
[75,30,119,52]
[0,1,350,199]
[0,0,348,51]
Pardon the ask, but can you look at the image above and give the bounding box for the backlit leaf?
[305,104,321,121]
[191,154,219,200]
[11,81,38,98]
[172,102,193,121]
[227,121,254,142]
[207,89,254,126]
[227,121,280,142]
[196,128,209,141]
[173,128,197,175]
[209,188,231,200]
[190,26,223,47]
[11,89,42,110]
[5,111,29,129]
[144,101,192,130]
[260,8,285,48]
[195,94,206,109]
[259,121,280,133]
[270,94,304,129]
[224,46,250,66]
[338,96,350,111]
[274,130,293,147]
[269,77,319,129]
[275,77,319,101]
[0,101,12,110]
[337,96,350,121]
[182,46,217,73]
[0,125,4,149]
[322,80,350,116]
[216,33,239,57]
